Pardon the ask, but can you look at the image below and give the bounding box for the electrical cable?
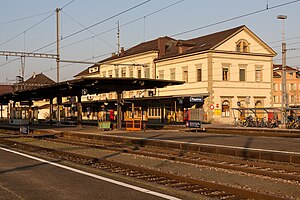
[61,0,75,10]
[171,0,300,37]
[39,0,185,53]
[0,12,55,48]
[0,11,53,26]
[61,0,151,41]
[62,10,115,50]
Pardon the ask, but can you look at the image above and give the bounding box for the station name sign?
[189,96,204,103]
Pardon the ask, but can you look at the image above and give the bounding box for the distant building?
[14,73,55,91]
[0,84,13,118]
[272,64,300,108]
[0,84,13,95]
[75,25,276,124]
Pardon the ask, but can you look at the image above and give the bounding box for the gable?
[214,28,276,55]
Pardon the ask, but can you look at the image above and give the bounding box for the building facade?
[76,25,276,124]
[273,64,300,108]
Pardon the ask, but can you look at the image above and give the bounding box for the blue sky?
[0,0,299,82]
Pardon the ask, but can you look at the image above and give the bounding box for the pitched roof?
[273,64,298,72]
[24,73,55,85]
[100,36,176,63]
[156,25,245,60]
[76,25,273,76]
[74,68,90,78]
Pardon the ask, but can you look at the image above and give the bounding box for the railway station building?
[75,25,276,124]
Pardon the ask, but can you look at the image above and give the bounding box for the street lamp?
[277,15,288,127]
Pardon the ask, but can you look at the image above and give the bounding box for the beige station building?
[75,25,277,124]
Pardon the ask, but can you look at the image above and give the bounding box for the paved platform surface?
[0,147,176,200]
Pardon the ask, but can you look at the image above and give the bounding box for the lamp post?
[277,15,288,127]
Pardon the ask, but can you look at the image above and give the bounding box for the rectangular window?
[121,68,126,78]
[222,67,229,81]
[291,95,295,103]
[182,67,188,82]
[158,70,164,79]
[108,70,113,78]
[197,68,202,82]
[102,71,106,77]
[239,68,246,81]
[115,68,119,77]
[145,65,150,78]
[255,66,262,82]
[170,68,176,80]
[272,83,276,90]
[273,96,276,103]
[291,83,296,91]
[129,67,133,77]
[137,68,142,78]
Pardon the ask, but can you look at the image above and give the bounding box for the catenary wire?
[0,12,55,48]
[0,11,53,26]
[171,0,300,37]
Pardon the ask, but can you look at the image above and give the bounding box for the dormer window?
[236,39,250,53]
[89,66,99,73]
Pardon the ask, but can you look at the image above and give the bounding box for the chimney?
[120,47,125,56]
[32,72,36,79]
[158,37,167,58]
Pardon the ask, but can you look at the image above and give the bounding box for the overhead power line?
[32,0,151,53]
[0,12,55,48]
[61,0,151,41]
[42,0,184,53]
[0,11,53,26]
[171,0,300,37]
[61,0,76,10]
[62,10,115,50]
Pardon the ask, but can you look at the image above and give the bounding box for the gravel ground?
[6,137,300,199]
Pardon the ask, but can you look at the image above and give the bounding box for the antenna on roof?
[117,20,120,55]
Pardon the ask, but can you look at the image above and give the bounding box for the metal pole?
[277,15,287,127]
[56,8,60,83]
[117,92,122,130]
[56,8,61,126]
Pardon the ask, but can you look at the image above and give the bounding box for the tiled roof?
[75,25,258,76]
[24,73,55,85]
[273,64,298,72]
[100,36,176,63]
[74,68,90,78]
[0,85,13,95]
[156,25,245,60]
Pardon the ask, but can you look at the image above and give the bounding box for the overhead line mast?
[56,8,61,83]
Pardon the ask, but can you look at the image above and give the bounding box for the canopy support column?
[77,94,82,128]
[117,91,122,130]
[50,98,53,125]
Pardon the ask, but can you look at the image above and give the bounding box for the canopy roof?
[0,77,184,104]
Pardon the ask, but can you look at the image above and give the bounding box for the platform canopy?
[0,77,184,103]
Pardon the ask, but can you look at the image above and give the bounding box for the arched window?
[236,39,250,53]
[255,100,263,118]
[222,100,230,117]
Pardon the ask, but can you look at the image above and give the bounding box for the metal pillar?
[57,94,62,126]
[117,92,122,130]
[29,100,32,125]
[0,104,2,120]
[277,15,288,127]
[50,98,53,125]
[77,95,82,128]
[56,8,60,83]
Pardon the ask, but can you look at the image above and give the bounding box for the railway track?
[47,137,300,182]
[0,135,296,200]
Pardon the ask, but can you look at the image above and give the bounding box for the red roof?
[0,85,13,95]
